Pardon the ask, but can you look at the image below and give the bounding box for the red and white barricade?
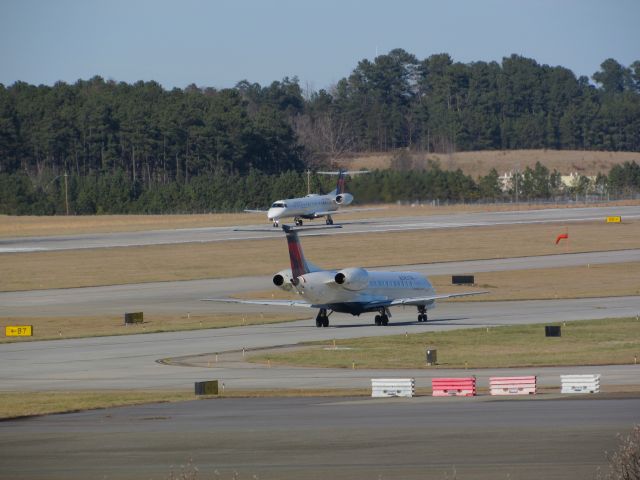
[432,377,476,397]
[489,376,537,396]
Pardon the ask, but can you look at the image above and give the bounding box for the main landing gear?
[417,305,428,322]
[295,217,304,226]
[272,220,279,227]
[315,308,329,327]
[374,308,389,326]
[325,216,334,225]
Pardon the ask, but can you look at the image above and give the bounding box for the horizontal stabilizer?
[317,170,370,175]
[281,224,342,233]
[201,298,314,308]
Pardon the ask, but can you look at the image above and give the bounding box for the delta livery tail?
[204,225,488,328]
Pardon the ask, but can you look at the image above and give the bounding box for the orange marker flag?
[555,233,569,245]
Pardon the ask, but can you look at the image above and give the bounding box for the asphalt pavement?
[1,395,639,480]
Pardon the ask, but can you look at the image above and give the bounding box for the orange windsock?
[555,233,569,245]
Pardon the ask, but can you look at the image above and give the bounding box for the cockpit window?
[271,202,286,208]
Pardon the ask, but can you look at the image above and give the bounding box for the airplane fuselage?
[293,270,435,315]
[267,194,339,223]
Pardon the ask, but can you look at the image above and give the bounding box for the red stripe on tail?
[286,231,309,278]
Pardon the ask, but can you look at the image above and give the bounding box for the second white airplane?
[205,225,488,327]
[245,170,368,227]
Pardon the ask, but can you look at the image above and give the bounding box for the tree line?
[0,50,639,214]
[2,161,638,215]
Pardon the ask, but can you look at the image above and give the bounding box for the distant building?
[560,172,596,189]
[498,171,514,192]
[498,170,598,193]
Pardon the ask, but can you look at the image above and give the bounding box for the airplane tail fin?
[283,226,313,278]
[318,169,368,195]
[282,225,340,278]
[335,169,346,195]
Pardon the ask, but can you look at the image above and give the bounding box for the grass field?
[0,312,306,343]
[2,220,639,292]
[345,149,640,178]
[0,390,195,420]
[250,317,640,370]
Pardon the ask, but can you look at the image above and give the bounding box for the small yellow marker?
[606,216,622,223]
[5,326,33,337]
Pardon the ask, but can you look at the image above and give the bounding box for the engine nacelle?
[334,192,353,206]
[334,267,369,291]
[273,269,295,291]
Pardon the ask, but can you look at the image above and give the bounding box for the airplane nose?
[267,208,280,220]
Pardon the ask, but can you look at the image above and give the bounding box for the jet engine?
[273,269,295,291]
[334,193,353,205]
[334,267,369,291]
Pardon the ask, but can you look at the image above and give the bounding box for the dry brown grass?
[251,317,640,370]
[432,262,640,301]
[0,312,306,343]
[0,212,261,238]
[344,149,640,178]
[0,390,194,419]
[2,219,638,292]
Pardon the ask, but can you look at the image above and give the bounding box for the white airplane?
[245,170,369,227]
[204,225,488,327]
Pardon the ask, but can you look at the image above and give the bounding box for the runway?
[1,205,639,252]
[1,395,639,480]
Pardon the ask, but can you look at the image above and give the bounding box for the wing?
[388,291,489,306]
[244,209,267,213]
[360,291,489,310]
[201,298,315,308]
[313,207,386,216]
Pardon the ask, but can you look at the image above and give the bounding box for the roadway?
[1,205,639,252]
[1,395,639,480]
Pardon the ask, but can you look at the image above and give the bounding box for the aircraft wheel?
[326,217,333,225]
[322,317,329,327]
[316,318,322,327]
[381,316,389,326]
[374,315,381,326]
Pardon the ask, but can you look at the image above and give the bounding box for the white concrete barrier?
[489,376,536,395]
[561,374,601,393]
[371,378,415,398]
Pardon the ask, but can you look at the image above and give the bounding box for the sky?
[1,0,639,91]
